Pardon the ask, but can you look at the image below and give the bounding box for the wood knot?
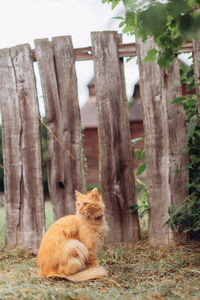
[58,181,65,189]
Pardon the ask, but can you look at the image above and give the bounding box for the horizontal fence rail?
[31,41,193,62]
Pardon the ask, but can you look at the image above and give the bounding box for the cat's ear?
[90,188,100,200]
[75,190,82,199]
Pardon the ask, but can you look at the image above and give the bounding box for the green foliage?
[166,62,200,238]
[180,60,195,90]
[171,96,187,104]
[129,182,149,219]
[143,48,157,63]
[134,148,145,160]
[103,0,120,9]
[136,162,146,176]
[130,138,149,224]
[103,0,200,238]
[103,0,200,68]
[166,195,200,234]
[131,138,146,176]
[186,115,198,143]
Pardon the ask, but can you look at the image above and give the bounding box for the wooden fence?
[0,31,198,252]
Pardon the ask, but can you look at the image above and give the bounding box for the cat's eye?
[83,202,88,206]
[76,202,80,206]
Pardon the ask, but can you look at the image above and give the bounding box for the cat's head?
[75,188,105,221]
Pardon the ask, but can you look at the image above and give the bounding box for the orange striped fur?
[38,188,108,282]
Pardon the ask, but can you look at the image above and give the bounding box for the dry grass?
[1,239,200,299]
[1,199,200,299]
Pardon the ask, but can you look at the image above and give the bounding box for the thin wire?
[0,91,86,171]
[22,90,85,169]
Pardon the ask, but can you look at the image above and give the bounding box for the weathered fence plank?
[136,37,189,244]
[35,36,86,220]
[91,31,140,243]
[0,44,45,252]
[193,31,200,115]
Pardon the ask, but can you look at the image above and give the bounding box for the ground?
[1,202,200,299]
[1,238,200,299]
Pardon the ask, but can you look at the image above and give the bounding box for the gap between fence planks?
[31,41,193,62]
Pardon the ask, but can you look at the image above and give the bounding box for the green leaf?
[134,149,141,160]
[187,69,194,79]
[157,53,172,69]
[129,204,138,214]
[180,62,188,74]
[171,97,186,104]
[143,48,157,63]
[122,0,130,7]
[186,115,198,143]
[136,163,146,176]
[174,165,190,173]
[183,227,193,233]
[111,0,121,9]
[119,21,125,28]
[184,99,196,107]
[140,150,146,160]
[126,56,134,62]
[113,16,124,20]
[134,149,146,161]
[123,25,134,33]
[170,223,177,231]
[168,202,187,220]
[125,11,136,27]
[187,82,195,91]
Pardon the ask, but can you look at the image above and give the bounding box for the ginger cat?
[38,188,108,282]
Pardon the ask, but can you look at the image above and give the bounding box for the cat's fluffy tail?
[65,266,108,282]
[44,266,107,282]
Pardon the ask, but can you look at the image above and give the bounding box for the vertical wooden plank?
[52,36,86,198]
[35,37,86,220]
[0,45,45,252]
[193,31,200,115]
[136,36,188,244]
[91,31,140,243]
